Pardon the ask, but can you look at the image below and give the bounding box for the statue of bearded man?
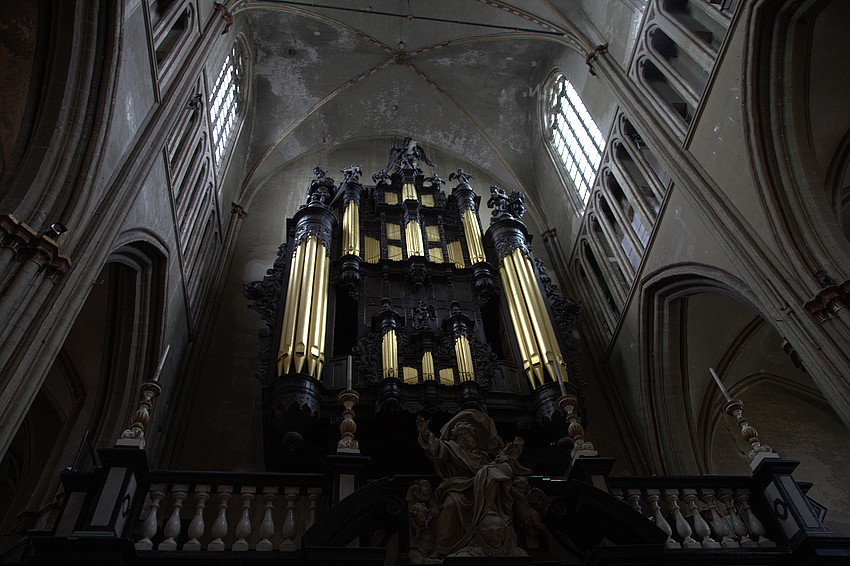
[415,410,530,557]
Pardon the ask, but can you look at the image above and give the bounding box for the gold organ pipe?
[455,334,474,381]
[309,245,330,378]
[461,210,486,263]
[439,368,454,386]
[278,239,305,375]
[402,182,418,201]
[503,254,545,386]
[499,265,538,388]
[422,351,435,380]
[508,250,553,370]
[406,220,425,257]
[522,250,566,378]
[342,201,360,256]
[278,234,333,379]
[294,236,318,373]
[512,248,567,383]
[382,329,398,379]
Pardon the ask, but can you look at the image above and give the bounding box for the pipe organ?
[246,138,584,474]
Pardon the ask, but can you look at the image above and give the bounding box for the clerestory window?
[547,74,605,209]
[210,44,243,169]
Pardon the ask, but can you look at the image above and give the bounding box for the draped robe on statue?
[418,410,530,556]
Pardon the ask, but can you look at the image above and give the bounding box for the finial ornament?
[558,394,597,459]
[307,166,336,205]
[724,399,774,465]
[449,169,474,186]
[487,186,526,222]
[341,164,362,183]
[385,136,436,174]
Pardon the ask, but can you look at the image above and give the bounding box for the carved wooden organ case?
[246,141,585,475]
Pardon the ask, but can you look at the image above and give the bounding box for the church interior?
[1,0,850,563]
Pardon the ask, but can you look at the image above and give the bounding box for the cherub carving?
[487,186,526,221]
[307,166,335,205]
[372,168,390,186]
[407,479,440,562]
[424,173,444,189]
[449,169,474,186]
[510,476,552,538]
[386,137,436,173]
[341,164,362,183]
[413,299,436,330]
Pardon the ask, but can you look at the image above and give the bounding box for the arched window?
[210,43,244,169]
[546,74,605,209]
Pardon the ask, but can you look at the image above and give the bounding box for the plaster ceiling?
[233,0,605,220]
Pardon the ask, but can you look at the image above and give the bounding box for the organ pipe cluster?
[278,234,331,378]
[499,247,567,388]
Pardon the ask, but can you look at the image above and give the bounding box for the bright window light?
[548,74,604,208]
[210,45,243,168]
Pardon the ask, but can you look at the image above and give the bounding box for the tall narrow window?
[210,44,243,169]
[547,74,605,208]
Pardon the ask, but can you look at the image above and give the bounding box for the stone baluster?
[184,484,210,550]
[233,486,256,550]
[158,484,188,550]
[719,488,756,547]
[136,485,166,550]
[700,489,738,548]
[307,487,322,530]
[665,489,700,548]
[626,488,643,514]
[257,487,278,551]
[645,489,678,548]
[682,489,719,548]
[281,487,299,551]
[207,485,233,551]
[736,489,775,547]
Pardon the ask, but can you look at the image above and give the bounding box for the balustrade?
[610,478,776,550]
[131,472,326,553]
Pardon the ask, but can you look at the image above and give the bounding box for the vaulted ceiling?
[231,1,635,227]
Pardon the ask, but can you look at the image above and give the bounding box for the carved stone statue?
[307,166,336,205]
[424,173,444,189]
[341,164,362,183]
[449,169,474,186]
[487,185,526,221]
[413,299,436,330]
[386,136,436,174]
[510,476,552,539]
[407,480,440,563]
[372,168,390,186]
[414,410,530,559]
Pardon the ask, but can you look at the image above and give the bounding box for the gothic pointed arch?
[744,0,850,291]
[638,263,763,474]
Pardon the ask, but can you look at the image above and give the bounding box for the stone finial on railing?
[337,355,361,453]
[337,390,360,453]
[119,345,169,448]
[118,381,162,448]
[724,399,774,464]
[558,394,597,458]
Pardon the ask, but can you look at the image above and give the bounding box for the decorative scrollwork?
[353,331,381,385]
[469,333,497,389]
[533,257,585,392]
[487,186,526,222]
[294,221,333,250]
[244,242,289,381]
[492,233,530,261]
